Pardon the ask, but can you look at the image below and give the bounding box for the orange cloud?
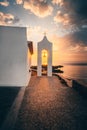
[0,1,9,7]
[52,0,63,6]
[0,12,14,25]
[0,12,20,25]
[16,0,23,4]
[54,11,70,25]
[23,0,53,18]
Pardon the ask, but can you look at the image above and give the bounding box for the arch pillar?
[47,49,52,76]
[37,49,42,76]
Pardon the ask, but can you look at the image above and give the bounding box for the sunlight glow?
[42,50,48,65]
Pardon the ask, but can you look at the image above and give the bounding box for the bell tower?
[37,35,52,76]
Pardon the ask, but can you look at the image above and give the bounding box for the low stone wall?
[53,73,73,87]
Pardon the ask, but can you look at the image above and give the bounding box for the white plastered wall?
[0,26,30,86]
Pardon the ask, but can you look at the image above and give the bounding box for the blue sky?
[0,0,87,64]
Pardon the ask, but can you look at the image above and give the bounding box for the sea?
[61,64,87,85]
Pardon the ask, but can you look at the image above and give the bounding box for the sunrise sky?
[0,0,87,65]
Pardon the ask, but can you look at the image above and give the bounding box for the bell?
[43,52,46,57]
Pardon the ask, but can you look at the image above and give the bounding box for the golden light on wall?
[42,50,48,65]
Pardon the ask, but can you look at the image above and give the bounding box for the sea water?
[61,64,87,85]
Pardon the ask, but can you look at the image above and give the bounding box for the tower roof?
[38,35,52,45]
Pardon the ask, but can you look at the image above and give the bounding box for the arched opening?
[41,49,48,75]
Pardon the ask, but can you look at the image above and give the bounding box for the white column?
[47,49,52,76]
[37,49,42,76]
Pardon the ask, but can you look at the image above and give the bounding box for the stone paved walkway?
[14,76,87,130]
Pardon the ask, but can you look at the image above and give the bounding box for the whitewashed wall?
[0,26,29,86]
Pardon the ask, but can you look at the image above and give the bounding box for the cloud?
[53,0,87,27]
[0,12,20,25]
[0,0,9,7]
[16,0,23,4]
[52,0,63,6]
[12,16,20,24]
[23,0,53,18]
[50,27,87,53]
[60,28,87,49]
[54,11,70,26]
[50,31,87,63]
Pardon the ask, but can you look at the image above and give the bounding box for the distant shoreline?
[64,63,87,66]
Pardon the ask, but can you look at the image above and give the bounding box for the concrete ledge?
[53,73,72,87]
[54,73,87,97]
